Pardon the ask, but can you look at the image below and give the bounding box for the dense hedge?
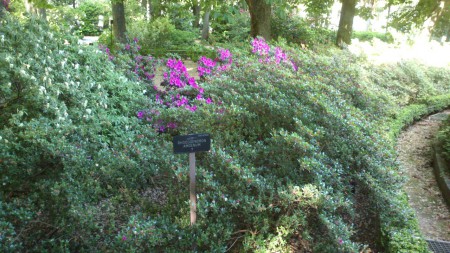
[1,14,450,252]
[437,115,450,166]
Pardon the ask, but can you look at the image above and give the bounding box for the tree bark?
[142,0,147,16]
[24,0,36,15]
[336,0,357,47]
[112,0,127,43]
[201,7,211,40]
[192,0,201,28]
[142,0,151,21]
[245,0,272,40]
[39,8,46,21]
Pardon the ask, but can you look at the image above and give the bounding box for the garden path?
[396,109,450,241]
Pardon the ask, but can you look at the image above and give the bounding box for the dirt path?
[396,110,450,241]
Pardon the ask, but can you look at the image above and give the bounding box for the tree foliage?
[389,0,450,40]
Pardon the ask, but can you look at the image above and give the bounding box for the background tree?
[336,0,357,47]
[245,0,272,40]
[301,0,334,28]
[190,0,201,28]
[24,0,51,19]
[244,0,302,40]
[389,0,450,41]
[112,0,126,43]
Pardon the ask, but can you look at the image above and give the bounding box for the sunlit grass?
[349,38,450,67]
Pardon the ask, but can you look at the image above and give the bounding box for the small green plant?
[271,13,336,47]
[437,116,450,166]
[127,17,197,57]
[77,0,110,36]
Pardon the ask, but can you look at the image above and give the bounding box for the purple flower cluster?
[99,45,115,60]
[197,48,233,78]
[252,37,270,56]
[251,37,297,71]
[1,0,10,10]
[274,47,287,64]
[197,56,216,77]
[100,38,156,85]
[139,57,215,132]
[164,59,195,89]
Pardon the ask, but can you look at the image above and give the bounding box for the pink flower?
[137,111,144,119]
[218,48,231,61]
[167,122,177,129]
[206,97,212,104]
[252,37,270,56]
[122,236,127,241]
[274,47,287,64]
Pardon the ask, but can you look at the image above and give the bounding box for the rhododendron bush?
[3,14,450,253]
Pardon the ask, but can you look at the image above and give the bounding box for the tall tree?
[245,0,272,40]
[112,0,126,43]
[192,0,201,28]
[336,0,357,47]
[201,5,211,40]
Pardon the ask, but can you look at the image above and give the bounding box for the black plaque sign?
[173,133,211,154]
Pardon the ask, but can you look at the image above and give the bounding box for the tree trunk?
[142,0,147,15]
[192,0,201,28]
[142,0,151,21]
[245,0,272,40]
[201,7,211,40]
[386,4,391,33]
[336,0,357,47]
[112,0,127,43]
[430,0,450,41]
[39,8,46,21]
[24,0,36,15]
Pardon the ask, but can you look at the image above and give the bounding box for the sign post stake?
[173,133,210,227]
[189,152,197,225]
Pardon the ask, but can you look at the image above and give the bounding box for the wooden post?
[189,152,197,225]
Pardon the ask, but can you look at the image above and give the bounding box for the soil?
[396,110,450,241]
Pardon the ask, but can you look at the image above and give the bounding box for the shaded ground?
[396,110,450,241]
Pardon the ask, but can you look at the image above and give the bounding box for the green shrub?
[127,17,198,57]
[0,14,172,252]
[210,5,251,43]
[271,14,336,47]
[352,31,394,43]
[77,0,110,36]
[437,115,450,165]
[47,6,84,37]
